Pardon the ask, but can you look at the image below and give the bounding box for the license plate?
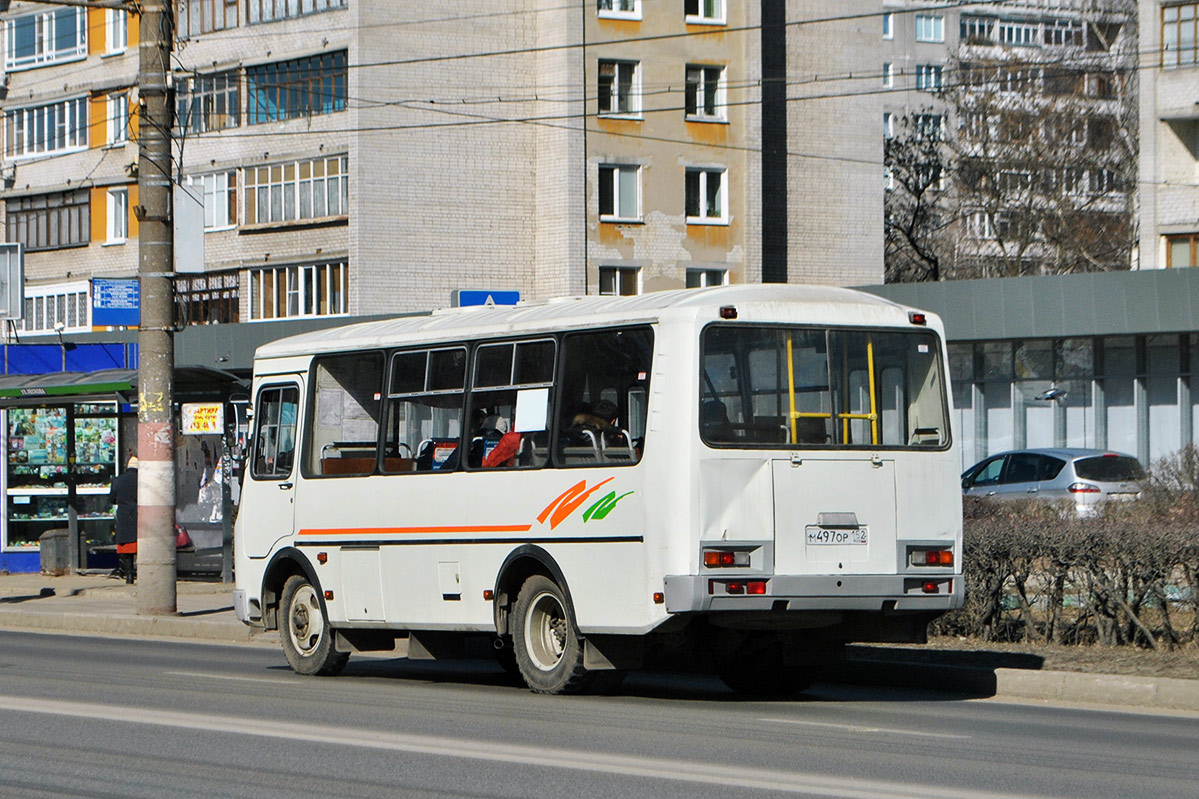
[806,527,868,546]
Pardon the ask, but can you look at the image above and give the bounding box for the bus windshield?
[700,325,949,449]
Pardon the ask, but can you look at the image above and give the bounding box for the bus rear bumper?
[663,573,963,614]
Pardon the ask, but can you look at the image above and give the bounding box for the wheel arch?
[261,547,323,631]
[492,545,576,636]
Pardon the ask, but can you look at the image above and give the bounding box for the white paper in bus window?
[514,388,549,432]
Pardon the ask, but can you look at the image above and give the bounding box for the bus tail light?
[910,548,954,567]
[1068,482,1101,494]
[707,580,768,596]
[747,581,767,595]
[703,549,749,568]
[922,581,939,594]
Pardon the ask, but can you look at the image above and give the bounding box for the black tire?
[279,574,349,676]
[511,575,590,694]
[712,635,814,697]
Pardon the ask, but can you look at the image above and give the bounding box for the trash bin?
[39,528,70,576]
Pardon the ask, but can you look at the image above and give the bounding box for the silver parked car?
[961,448,1145,516]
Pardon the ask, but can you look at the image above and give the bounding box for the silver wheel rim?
[288,584,323,657]
[524,590,567,672]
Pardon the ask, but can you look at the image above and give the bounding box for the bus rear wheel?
[280,574,349,676]
[512,575,589,694]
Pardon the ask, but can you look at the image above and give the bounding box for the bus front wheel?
[512,575,589,694]
[280,574,349,676]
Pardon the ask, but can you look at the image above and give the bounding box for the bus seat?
[321,457,375,476]
[702,400,734,442]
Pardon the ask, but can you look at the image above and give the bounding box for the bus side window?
[251,385,299,480]
[555,326,653,466]
[384,347,466,474]
[466,340,554,470]
[305,353,384,478]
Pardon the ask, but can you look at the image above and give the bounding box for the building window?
[684,0,724,24]
[961,15,995,44]
[915,64,943,92]
[105,9,127,53]
[1163,4,1198,68]
[598,60,639,116]
[185,170,237,230]
[107,93,129,146]
[685,168,726,224]
[18,282,90,333]
[599,266,640,296]
[883,12,893,40]
[685,65,725,120]
[915,113,944,141]
[175,271,240,326]
[914,14,944,43]
[178,0,239,40]
[250,261,348,320]
[1044,19,1083,47]
[882,62,893,88]
[4,7,87,70]
[883,112,893,139]
[247,51,347,124]
[5,190,90,252]
[686,268,727,288]
[176,71,240,134]
[598,165,640,221]
[248,0,347,24]
[106,189,128,244]
[4,97,88,159]
[998,19,1038,46]
[598,0,639,20]
[966,211,995,240]
[1167,234,1199,268]
[244,155,348,226]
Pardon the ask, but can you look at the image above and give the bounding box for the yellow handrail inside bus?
[786,335,797,443]
[787,332,877,445]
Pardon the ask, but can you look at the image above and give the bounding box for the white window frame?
[598,265,641,296]
[106,92,129,146]
[883,12,893,40]
[915,64,943,92]
[598,59,640,117]
[998,19,1038,47]
[598,164,641,222]
[250,261,349,320]
[248,0,348,25]
[914,14,944,43]
[685,167,727,225]
[4,7,87,71]
[106,188,129,244]
[685,268,727,288]
[185,170,238,231]
[18,281,91,333]
[685,0,725,25]
[597,0,640,21]
[4,97,89,160]
[244,155,349,227]
[883,112,894,139]
[105,9,127,54]
[685,64,726,121]
[882,62,894,88]
[966,211,995,240]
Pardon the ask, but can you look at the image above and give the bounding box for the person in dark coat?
[108,456,138,583]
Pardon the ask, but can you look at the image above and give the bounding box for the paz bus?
[233,285,962,695]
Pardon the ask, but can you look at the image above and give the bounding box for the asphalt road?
[0,632,1195,799]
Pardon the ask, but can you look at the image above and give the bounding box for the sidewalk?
[1,571,1196,711]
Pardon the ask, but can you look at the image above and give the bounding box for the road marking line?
[164,670,294,686]
[0,694,1041,799]
[760,717,972,740]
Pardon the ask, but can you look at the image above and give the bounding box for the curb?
[0,611,275,645]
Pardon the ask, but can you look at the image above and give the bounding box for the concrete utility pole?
[38,0,177,614]
[133,0,177,616]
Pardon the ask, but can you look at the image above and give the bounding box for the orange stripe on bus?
[298,525,533,537]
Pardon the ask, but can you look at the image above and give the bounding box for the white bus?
[234,285,962,695]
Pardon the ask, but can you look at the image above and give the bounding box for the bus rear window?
[700,325,949,449]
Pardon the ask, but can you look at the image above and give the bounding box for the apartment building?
[0,0,883,336]
[1139,1,1199,269]
[881,0,1137,280]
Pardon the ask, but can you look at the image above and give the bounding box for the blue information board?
[92,278,140,328]
[456,289,520,307]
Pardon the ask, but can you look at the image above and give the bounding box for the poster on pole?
[92,278,140,329]
[182,403,224,435]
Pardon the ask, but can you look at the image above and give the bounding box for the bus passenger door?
[239,381,301,559]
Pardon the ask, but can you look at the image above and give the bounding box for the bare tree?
[884,110,955,282]
[884,0,1138,283]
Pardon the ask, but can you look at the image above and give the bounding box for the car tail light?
[1068,482,1101,494]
